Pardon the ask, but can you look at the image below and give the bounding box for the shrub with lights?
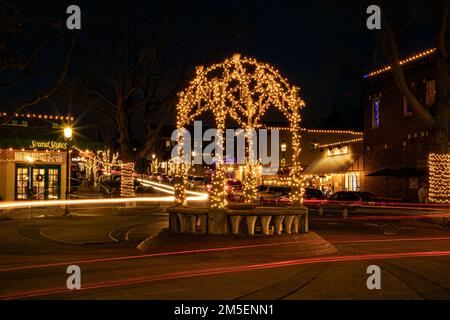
[175,54,306,208]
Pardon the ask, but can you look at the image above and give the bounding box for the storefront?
[0,146,68,201]
[302,143,364,195]
[0,112,72,202]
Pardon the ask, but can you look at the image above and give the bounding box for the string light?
[242,128,259,203]
[266,126,364,135]
[319,138,363,148]
[428,153,450,203]
[0,111,74,122]
[175,54,306,208]
[364,48,436,78]
[120,162,135,197]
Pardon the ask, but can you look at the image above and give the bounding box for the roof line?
[363,48,436,79]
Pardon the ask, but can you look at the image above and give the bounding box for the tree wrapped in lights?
[428,154,450,203]
[173,128,188,206]
[242,128,259,203]
[120,162,135,197]
[175,54,305,208]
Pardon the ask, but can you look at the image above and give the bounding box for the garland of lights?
[120,162,135,197]
[265,126,364,135]
[173,129,188,206]
[242,128,259,203]
[319,138,363,148]
[428,153,450,203]
[0,111,74,122]
[175,54,305,208]
[364,48,436,78]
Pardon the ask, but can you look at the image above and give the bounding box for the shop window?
[16,167,29,199]
[345,173,360,191]
[371,99,381,128]
[47,168,60,199]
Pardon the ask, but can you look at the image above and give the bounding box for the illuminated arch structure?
[174,54,306,208]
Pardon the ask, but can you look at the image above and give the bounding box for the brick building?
[363,48,449,201]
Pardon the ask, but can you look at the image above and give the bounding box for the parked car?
[310,191,405,235]
[303,188,326,200]
[312,191,378,216]
[226,180,244,201]
[258,186,291,204]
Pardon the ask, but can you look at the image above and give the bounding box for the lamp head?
[64,127,73,140]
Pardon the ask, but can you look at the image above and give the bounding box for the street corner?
[137,228,337,259]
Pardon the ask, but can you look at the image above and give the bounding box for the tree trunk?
[430,109,449,154]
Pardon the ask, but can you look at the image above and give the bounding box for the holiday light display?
[364,48,436,78]
[266,126,363,136]
[120,162,135,197]
[428,153,450,203]
[319,138,363,148]
[175,54,305,208]
[242,128,259,203]
[0,111,74,122]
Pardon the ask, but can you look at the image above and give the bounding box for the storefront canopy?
[302,153,360,175]
[367,167,426,177]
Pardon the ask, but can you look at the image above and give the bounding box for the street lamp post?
[63,126,73,216]
[151,154,156,175]
[281,141,287,167]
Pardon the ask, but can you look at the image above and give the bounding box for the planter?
[167,206,308,236]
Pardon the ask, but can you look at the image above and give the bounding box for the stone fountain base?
[167,204,308,236]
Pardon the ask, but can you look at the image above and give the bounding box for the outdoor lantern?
[64,127,73,141]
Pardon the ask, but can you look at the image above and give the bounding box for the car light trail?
[313,212,450,221]
[2,235,450,273]
[136,178,207,197]
[0,180,208,210]
[0,195,200,210]
[2,249,450,300]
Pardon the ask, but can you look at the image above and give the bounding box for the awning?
[302,153,360,175]
[366,167,426,177]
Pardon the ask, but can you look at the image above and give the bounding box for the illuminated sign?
[30,140,68,150]
[327,145,349,157]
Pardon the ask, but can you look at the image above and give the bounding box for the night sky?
[2,1,436,132]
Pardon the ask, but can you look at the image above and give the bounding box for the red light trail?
[2,249,450,300]
[1,235,450,273]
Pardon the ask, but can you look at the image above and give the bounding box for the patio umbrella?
[366,168,396,177]
[366,168,396,197]
[391,167,426,177]
[366,167,426,199]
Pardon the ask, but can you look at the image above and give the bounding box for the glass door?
[32,168,46,200]
[15,165,61,200]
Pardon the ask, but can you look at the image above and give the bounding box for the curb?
[39,226,114,246]
[137,229,337,257]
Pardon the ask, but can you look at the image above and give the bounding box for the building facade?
[0,112,72,201]
[363,48,450,201]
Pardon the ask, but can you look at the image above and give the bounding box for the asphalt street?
[0,207,449,300]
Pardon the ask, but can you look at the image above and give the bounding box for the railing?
[168,206,308,236]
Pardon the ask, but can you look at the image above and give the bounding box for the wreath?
[36,174,44,182]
